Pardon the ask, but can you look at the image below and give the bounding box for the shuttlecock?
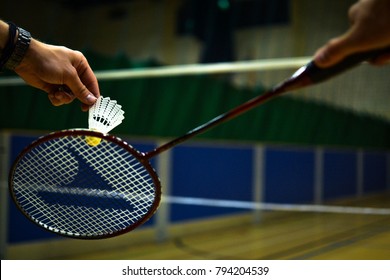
[86,96,125,146]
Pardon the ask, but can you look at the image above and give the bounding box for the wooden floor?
[64,194,390,260]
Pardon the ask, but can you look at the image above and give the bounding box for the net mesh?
[10,132,159,238]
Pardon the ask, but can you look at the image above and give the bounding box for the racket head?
[8,129,161,239]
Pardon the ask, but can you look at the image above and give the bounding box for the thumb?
[314,35,356,68]
[66,75,98,110]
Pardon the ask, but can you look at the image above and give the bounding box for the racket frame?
[8,129,162,239]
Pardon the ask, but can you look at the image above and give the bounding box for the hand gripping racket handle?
[303,47,390,83]
[273,46,390,92]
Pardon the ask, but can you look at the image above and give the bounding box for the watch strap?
[4,27,31,70]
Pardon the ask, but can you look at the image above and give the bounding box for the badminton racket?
[9,47,390,239]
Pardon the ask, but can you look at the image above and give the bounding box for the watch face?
[18,27,31,42]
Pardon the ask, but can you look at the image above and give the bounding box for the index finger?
[77,59,100,99]
[65,51,100,110]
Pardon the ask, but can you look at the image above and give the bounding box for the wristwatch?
[4,27,31,70]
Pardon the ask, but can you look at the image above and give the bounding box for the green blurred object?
[218,0,230,10]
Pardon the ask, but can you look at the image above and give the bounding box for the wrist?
[5,26,31,70]
[0,22,31,71]
[15,38,47,70]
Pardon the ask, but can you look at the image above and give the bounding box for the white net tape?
[11,134,158,238]
[0,57,311,86]
[163,196,390,216]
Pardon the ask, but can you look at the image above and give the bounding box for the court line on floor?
[258,216,390,260]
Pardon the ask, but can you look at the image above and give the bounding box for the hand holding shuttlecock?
[86,96,125,146]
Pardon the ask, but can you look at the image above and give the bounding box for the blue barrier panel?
[264,147,315,203]
[323,150,357,200]
[170,145,253,221]
[363,152,387,193]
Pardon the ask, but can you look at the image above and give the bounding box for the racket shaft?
[144,90,280,158]
[145,47,390,158]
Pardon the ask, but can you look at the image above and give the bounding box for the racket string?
[11,133,159,238]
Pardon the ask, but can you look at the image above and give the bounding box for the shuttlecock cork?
[86,96,125,146]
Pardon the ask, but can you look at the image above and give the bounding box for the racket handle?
[57,84,73,94]
[305,47,390,83]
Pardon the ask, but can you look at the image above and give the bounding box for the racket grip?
[305,47,390,83]
[58,84,73,94]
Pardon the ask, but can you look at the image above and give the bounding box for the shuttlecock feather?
[86,96,125,146]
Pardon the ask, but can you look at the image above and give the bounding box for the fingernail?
[55,92,64,101]
[85,93,97,104]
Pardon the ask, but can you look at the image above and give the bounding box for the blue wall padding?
[264,147,315,203]
[323,150,357,200]
[363,152,387,193]
[170,145,253,221]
